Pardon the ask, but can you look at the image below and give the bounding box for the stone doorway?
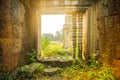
[38,13,83,61]
[40,14,73,59]
[22,0,93,61]
[36,0,90,60]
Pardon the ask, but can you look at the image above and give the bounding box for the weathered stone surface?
[0,0,119,75]
[112,60,120,77]
[0,0,41,72]
[0,0,26,72]
[83,0,120,76]
[28,62,44,73]
[38,57,73,68]
[63,14,73,48]
[43,67,61,76]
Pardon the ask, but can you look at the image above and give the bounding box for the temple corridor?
[0,0,120,79]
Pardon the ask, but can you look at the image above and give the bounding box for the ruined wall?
[0,0,41,72]
[83,3,99,60]
[84,0,120,76]
[63,14,72,48]
[0,0,27,72]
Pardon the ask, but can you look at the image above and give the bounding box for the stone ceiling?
[20,0,95,14]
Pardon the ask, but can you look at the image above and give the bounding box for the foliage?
[16,65,32,80]
[41,36,50,55]
[61,59,116,80]
[16,63,45,80]
[32,63,45,79]
[42,32,71,58]
[42,33,54,41]
[0,64,16,80]
[0,63,45,80]
[54,31,63,42]
[42,42,72,58]
[27,49,38,63]
[17,65,30,72]
[42,31,63,42]
[0,72,16,80]
[0,49,45,80]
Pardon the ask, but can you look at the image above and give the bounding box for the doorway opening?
[40,14,73,59]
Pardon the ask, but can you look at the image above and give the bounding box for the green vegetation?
[27,49,38,63]
[0,34,116,80]
[41,32,72,58]
[15,63,45,80]
[0,63,45,80]
[41,31,72,58]
[41,37,72,58]
[42,31,63,42]
[0,52,117,80]
[0,49,45,80]
[61,59,116,80]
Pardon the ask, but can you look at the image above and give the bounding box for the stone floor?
[41,68,65,80]
[36,57,74,80]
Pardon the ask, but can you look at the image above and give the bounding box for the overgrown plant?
[61,59,116,80]
[27,49,38,63]
[15,63,45,80]
[42,42,72,58]
[16,65,32,79]
[32,63,45,79]
[41,37,50,56]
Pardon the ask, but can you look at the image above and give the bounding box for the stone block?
[107,16,114,27]
[0,39,19,71]
[12,39,22,54]
[12,26,22,39]
[0,21,12,38]
[114,15,120,25]
[2,53,19,71]
[0,39,12,55]
[104,17,109,26]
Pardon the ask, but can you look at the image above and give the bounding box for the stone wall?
[63,14,72,48]
[84,0,120,76]
[0,0,40,72]
[83,3,99,60]
[0,0,26,72]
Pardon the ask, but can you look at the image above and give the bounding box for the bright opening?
[41,14,73,59]
[41,14,65,35]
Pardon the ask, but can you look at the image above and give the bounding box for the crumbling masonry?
[0,0,120,77]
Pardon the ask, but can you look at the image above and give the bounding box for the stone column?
[38,12,41,58]
[25,7,40,51]
[72,13,77,59]
[77,12,83,59]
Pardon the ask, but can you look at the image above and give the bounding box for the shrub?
[27,49,38,63]
[61,59,116,80]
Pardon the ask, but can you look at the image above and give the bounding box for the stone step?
[38,57,74,68]
[43,67,62,76]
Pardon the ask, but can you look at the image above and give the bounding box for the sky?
[41,14,66,35]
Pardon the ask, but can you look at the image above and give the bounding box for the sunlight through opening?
[41,14,73,59]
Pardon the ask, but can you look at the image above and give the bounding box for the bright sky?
[41,14,66,35]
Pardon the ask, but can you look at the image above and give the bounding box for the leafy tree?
[54,31,63,42]
[42,33,54,41]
